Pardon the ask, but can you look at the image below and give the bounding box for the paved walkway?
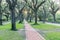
[24,20,45,40]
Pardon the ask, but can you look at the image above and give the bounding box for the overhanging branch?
[24,0,34,11]
[37,0,46,9]
[54,7,59,13]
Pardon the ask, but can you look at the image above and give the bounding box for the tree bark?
[34,11,38,24]
[5,16,9,21]
[53,14,56,22]
[11,9,16,31]
[6,17,9,21]
[0,6,2,25]
[19,13,23,23]
[0,13,2,25]
[43,7,46,23]
[29,16,32,22]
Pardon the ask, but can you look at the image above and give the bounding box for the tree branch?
[54,7,59,13]
[24,0,34,11]
[37,0,46,9]
[34,0,38,8]
[19,5,25,13]
[32,0,34,4]
[15,5,25,20]
[24,0,27,3]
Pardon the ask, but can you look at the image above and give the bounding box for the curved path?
[24,20,45,40]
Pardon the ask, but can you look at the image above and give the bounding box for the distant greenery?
[45,32,60,40]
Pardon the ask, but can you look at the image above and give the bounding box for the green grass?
[0,30,24,40]
[0,23,24,40]
[30,22,60,30]
[16,23,24,29]
[45,32,60,40]
[0,23,24,30]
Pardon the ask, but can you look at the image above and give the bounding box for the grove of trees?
[0,0,60,31]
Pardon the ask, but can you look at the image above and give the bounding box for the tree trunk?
[21,14,24,22]
[19,17,22,23]
[7,17,8,21]
[43,6,46,23]
[6,16,8,21]
[0,13,2,25]
[29,16,32,22]
[0,5,2,25]
[53,14,56,22]
[11,9,16,31]
[39,17,42,21]
[19,13,23,23]
[27,13,30,21]
[34,11,38,24]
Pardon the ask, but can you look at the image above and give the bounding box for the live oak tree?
[6,0,17,30]
[24,0,46,24]
[49,0,59,22]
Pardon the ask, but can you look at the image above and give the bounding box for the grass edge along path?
[29,22,60,30]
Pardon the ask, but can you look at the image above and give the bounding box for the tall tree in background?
[26,9,33,22]
[18,6,25,23]
[42,5,46,23]
[49,0,59,22]
[6,0,17,30]
[0,0,2,25]
[24,0,46,24]
[16,1,25,23]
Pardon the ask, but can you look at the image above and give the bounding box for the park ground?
[0,20,60,40]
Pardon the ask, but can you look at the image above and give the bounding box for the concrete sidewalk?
[24,20,45,40]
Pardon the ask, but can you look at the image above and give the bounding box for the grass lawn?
[30,22,60,30]
[45,32,60,40]
[0,23,24,40]
[0,30,24,40]
[0,23,24,30]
